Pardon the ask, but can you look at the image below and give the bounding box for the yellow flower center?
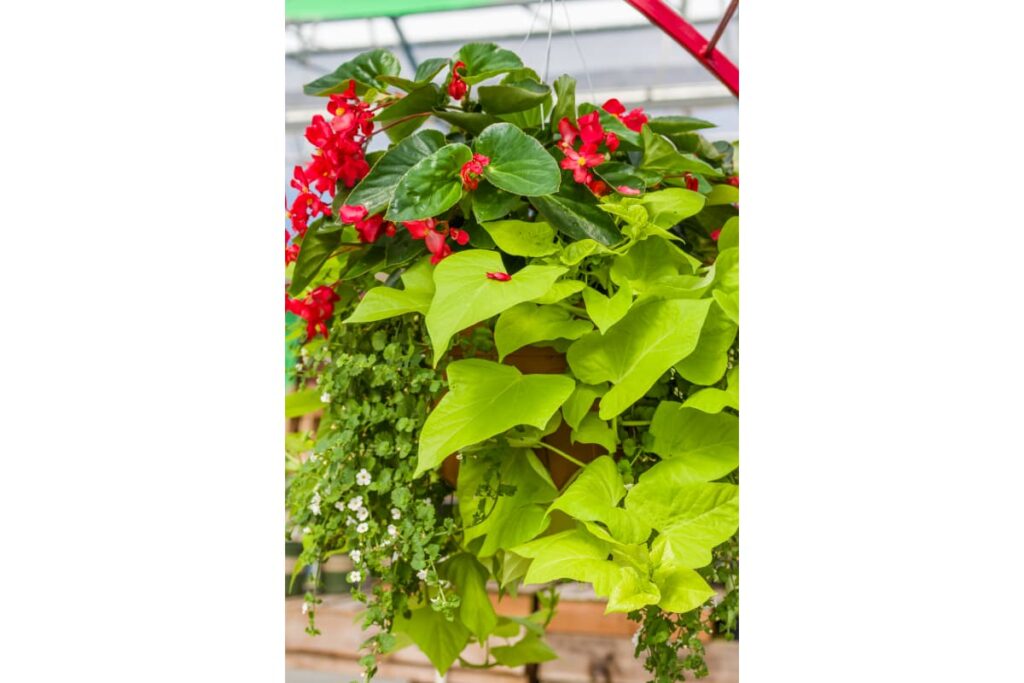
[577,156,587,166]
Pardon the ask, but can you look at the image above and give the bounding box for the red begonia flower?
[602,98,626,116]
[710,228,722,241]
[449,227,470,245]
[604,132,620,153]
[403,219,436,240]
[684,173,699,192]
[586,179,609,195]
[560,146,606,183]
[577,111,604,146]
[558,117,579,149]
[727,175,739,188]
[448,61,468,100]
[286,286,340,342]
[460,153,490,190]
[340,204,368,225]
[285,243,300,264]
[486,271,511,281]
[423,228,453,264]
[615,184,641,196]
[354,214,385,243]
[620,108,649,132]
[384,222,397,237]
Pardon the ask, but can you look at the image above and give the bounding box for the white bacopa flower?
[356,507,370,521]
[308,491,321,516]
[347,570,362,583]
[301,602,309,615]
[417,569,428,581]
[302,526,311,535]
[387,524,398,537]
[350,549,362,563]
[390,508,401,520]
[334,501,346,512]
[356,469,372,486]
[345,516,355,526]
[320,392,331,403]
[346,496,363,511]
[631,630,641,648]
[356,522,369,534]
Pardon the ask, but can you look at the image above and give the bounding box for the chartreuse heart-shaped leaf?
[559,239,616,266]
[653,565,716,613]
[446,553,497,641]
[425,250,567,363]
[494,303,593,360]
[607,566,662,613]
[530,180,622,246]
[715,246,739,293]
[417,360,574,475]
[374,84,441,142]
[458,448,557,557]
[457,42,524,85]
[393,604,470,675]
[386,143,472,222]
[648,401,739,480]
[480,219,558,257]
[513,527,621,596]
[582,284,633,334]
[345,130,446,216]
[344,256,435,323]
[707,183,739,206]
[684,366,739,413]
[474,123,560,196]
[609,236,702,294]
[562,382,607,431]
[714,289,739,324]
[532,280,586,304]
[571,413,617,455]
[285,388,322,419]
[718,216,739,251]
[491,633,558,667]
[639,188,706,229]
[547,456,650,544]
[639,125,723,178]
[303,48,400,96]
[674,301,738,385]
[567,298,712,419]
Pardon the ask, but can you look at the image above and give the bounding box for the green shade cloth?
[286,0,512,22]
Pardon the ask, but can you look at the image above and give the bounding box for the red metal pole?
[622,0,739,97]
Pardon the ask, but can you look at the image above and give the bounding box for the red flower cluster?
[285,234,300,264]
[486,271,511,282]
[286,285,340,341]
[404,218,469,264]
[340,204,395,243]
[601,98,649,132]
[287,79,374,237]
[727,175,739,188]
[448,61,468,100]
[557,112,617,194]
[460,153,490,190]
[684,172,699,192]
[710,228,722,241]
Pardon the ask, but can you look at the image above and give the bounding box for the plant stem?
[371,112,432,137]
[621,420,651,426]
[539,441,586,468]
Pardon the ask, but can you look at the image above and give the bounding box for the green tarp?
[286,0,512,22]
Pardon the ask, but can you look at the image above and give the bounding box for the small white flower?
[347,570,362,583]
[417,569,428,581]
[308,491,321,516]
[356,522,369,534]
[387,524,398,537]
[345,516,355,526]
[350,549,362,563]
[347,496,363,511]
[631,630,641,648]
[301,602,309,615]
[356,469,372,486]
[390,508,401,521]
[356,507,370,521]
[334,501,346,512]
[300,347,309,357]
[302,526,311,535]
[320,392,331,403]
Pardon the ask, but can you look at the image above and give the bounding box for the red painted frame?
[623,0,739,97]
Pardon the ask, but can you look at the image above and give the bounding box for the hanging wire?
[543,0,555,82]
[560,0,595,101]
[518,2,544,50]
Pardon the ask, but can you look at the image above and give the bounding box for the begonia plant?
[285,42,739,682]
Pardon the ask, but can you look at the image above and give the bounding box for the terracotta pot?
[440,344,604,488]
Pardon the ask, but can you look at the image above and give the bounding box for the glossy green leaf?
[684,366,739,413]
[344,256,435,323]
[531,280,586,304]
[647,115,716,134]
[459,448,558,557]
[706,183,739,206]
[432,109,502,135]
[475,123,561,196]
[386,143,471,222]
[374,84,440,142]
[303,49,400,96]
[288,219,342,295]
[393,605,470,675]
[595,162,647,195]
[494,303,593,360]
[425,250,567,363]
[582,284,633,334]
[478,80,550,114]
[491,633,558,666]
[571,413,617,455]
[479,219,558,257]
[674,302,737,385]
[530,181,622,246]
[648,401,738,481]
[417,360,574,475]
[345,129,446,216]
[414,57,448,82]
[567,298,712,419]
[639,125,722,178]
[550,74,576,128]
[636,482,739,568]
[447,553,498,641]
[458,42,524,85]
[513,528,621,596]
[285,389,322,419]
[653,565,715,613]
[471,180,524,222]
[562,382,607,431]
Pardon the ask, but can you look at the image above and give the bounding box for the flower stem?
[371,112,432,137]
[539,441,586,468]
